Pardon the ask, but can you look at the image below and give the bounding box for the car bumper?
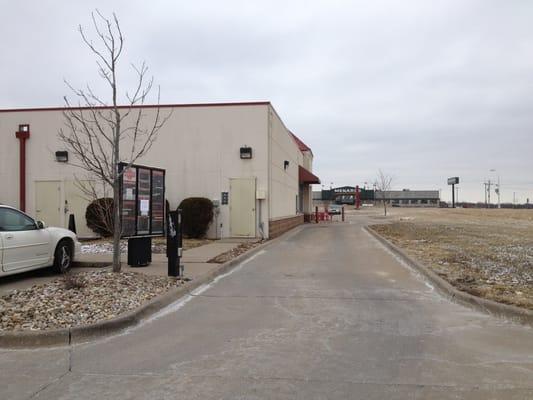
[73,241,82,261]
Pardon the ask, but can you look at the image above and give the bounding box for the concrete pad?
[75,252,112,264]
[0,347,69,400]
[3,217,533,399]
[33,372,422,400]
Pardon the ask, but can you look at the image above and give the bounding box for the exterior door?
[35,181,62,227]
[0,207,51,272]
[230,178,256,237]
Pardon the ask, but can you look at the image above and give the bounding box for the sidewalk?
[75,241,244,264]
[0,239,256,295]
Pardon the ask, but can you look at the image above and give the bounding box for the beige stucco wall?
[0,104,270,238]
[0,111,91,234]
[0,102,316,239]
[302,151,313,171]
[267,107,301,220]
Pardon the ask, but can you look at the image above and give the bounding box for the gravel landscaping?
[0,270,183,331]
[81,237,212,254]
[208,241,261,263]
[370,208,533,310]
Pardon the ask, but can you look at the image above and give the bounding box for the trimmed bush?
[86,197,114,237]
[178,197,213,238]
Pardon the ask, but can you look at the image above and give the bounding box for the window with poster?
[119,163,166,237]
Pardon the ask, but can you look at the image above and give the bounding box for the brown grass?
[371,208,533,310]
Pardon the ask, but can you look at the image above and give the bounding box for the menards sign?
[333,186,356,193]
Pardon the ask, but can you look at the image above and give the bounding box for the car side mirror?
[36,220,46,229]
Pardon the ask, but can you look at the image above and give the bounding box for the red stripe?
[0,101,271,113]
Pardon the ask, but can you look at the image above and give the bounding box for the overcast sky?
[2,1,533,203]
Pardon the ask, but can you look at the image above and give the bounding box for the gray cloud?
[1,0,532,203]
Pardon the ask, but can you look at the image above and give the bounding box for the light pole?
[490,169,501,209]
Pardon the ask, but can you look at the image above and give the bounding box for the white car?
[0,205,81,277]
[328,204,342,215]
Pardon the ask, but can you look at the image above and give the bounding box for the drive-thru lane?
[2,217,533,399]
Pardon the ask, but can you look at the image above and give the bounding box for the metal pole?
[342,206,345,222]
[315,206,319,224]
[451,184,455,208]
[497,176,501,209]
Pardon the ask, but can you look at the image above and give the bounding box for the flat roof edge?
[0,101,271,113]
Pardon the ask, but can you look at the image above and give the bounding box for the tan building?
[0,102,319,239]
[375,190,440,207]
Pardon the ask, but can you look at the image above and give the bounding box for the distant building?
[313,186,374,205]
[374,189,440,207]
[313,187,440,208]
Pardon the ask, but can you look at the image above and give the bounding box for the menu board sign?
[119,163,166,238]
[121,167,137,237]
[151,170,165,234]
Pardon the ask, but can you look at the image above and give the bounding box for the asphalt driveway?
[1,217,533,399]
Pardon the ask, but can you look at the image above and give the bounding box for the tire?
[53,240,73,273]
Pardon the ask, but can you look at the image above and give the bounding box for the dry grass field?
[370,208,533,310]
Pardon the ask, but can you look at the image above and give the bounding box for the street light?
[490,169,501,209]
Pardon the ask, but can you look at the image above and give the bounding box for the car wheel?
[53,240,72,273]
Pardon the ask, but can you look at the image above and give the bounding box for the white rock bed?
[0,270,183,331]
[81,241,166,254]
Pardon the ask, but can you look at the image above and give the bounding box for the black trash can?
[127,237,152,267]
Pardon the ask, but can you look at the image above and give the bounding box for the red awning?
[299,165,320,184]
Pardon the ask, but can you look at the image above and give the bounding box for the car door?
[0,208,52,272]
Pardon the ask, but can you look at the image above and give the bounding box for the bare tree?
[58,10,171,272]
[375,169,393,216]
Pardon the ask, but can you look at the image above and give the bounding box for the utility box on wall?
[256,189,267,199]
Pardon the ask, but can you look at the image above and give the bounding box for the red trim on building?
[0,101,271,113]
[15,126,30,212]
[299,165,320,185]
[290,131,313,155]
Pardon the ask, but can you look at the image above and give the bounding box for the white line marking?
[69,249,268,346]
[143,249,267,324]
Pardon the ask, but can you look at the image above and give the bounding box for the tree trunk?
[383,200,387,216]
[112,177,121,272]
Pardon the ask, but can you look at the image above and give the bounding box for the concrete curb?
[365,225,533,328]
[0,224,306,349]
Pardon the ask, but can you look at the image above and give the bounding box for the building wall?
[268,106,301,220]
[0,104,271,238]
[268,214,304,238]
[302,151,313,171]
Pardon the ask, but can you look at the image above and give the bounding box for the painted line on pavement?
[134,250,267,325]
